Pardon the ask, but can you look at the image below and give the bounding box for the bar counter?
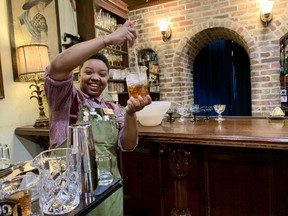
[15,117,288,216]
[137,117,288,149]
[121,117,288,216]
[15,117,288,150]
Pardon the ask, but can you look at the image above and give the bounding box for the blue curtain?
[193,40,251,116]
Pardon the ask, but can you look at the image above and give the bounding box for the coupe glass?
[213,104,226,122]
[176,105,188,123]
[166,108,176,122]
[188,104,200,122]
[201,106,213,120]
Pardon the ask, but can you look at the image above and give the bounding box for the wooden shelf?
[15,125,49,137]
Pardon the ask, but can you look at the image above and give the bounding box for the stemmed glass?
[176,105,188,123]
[188,104,200,122]
[201,106,213,120]
[213,104,226,122]
[166,108,176,122]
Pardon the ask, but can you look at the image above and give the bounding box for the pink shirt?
[44,68,125,149]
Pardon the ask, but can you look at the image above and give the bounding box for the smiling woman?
[0,54,4,99]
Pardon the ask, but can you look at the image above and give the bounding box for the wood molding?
[124,0,176,11]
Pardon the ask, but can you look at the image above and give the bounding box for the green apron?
[77,104,123,216]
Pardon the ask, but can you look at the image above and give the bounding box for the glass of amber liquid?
[125,66,149,101]
[0,175,34,216]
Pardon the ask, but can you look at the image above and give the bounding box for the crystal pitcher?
[32,148,81,215]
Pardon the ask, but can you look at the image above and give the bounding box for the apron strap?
[69,90,115,125]
[69,90,84,125]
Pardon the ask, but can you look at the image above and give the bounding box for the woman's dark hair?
[79,53,110,74]
[87,53,110,70]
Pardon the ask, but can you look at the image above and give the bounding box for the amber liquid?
[127,84,148,99]
[7,190,31,216]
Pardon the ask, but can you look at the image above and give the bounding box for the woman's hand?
[105,20,137,47]
[122,95,151,151]
[126,95,152,115]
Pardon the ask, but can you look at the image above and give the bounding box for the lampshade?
[259,0,274,15]
[16,43,50,127]
[157,20,170,32]
[259,0,274,26]
[17,44,50,82]
[157,19,172,42]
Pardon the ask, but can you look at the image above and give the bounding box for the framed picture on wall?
[7,0,61,81]
[0,54,4,99]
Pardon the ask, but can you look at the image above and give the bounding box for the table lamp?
[16,44,50,127]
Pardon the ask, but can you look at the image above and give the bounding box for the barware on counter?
[166,108,176,122]
[176,105,188,123]
[213,104,226,122]
[201,106,213,120]
[188,104,200,122]
[0,144,10,170]
[166,102,181,122]
[96,153,113,186]
[32,148,81,215]
[0,174,39,216]
[136,101,171,126]
[67,124,98,196]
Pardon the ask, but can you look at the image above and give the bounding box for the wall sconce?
[157,19,172,42]
[259,0,274,26]
[17,44,50,127]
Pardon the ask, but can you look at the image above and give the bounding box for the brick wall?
[128,0,288,116]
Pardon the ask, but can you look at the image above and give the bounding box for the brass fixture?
[259,0,274,26]
[157,19,172,42]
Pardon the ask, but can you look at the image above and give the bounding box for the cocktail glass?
[0,174,39,216]
[166,108,176,122]
[176,105,188,123]
[201,106,213,120]
[213,104,226,122]
[0,144,10,170]
[188,104,200,122]
[125,66,149,102]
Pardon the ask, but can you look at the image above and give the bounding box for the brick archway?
[128,1,287,116]
[164,19,261,115]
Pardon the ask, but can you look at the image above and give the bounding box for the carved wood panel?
[201,149,273,216]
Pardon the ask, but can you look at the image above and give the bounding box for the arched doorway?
[193,40,251,116]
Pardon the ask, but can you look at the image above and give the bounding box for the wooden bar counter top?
[137,117,288,149]
[15,117,288,149]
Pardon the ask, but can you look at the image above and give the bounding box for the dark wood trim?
[15,125,49,137]
[0,54,4,99]
[95,0,128,19]
[126,0,176,11]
